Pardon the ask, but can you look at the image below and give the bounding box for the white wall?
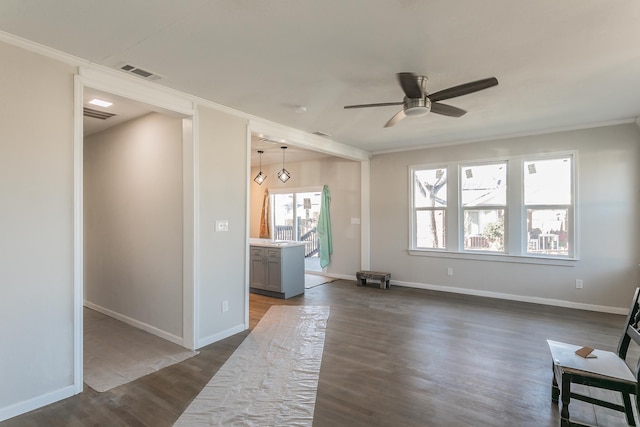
[0,41,76,417]
[84,113,184,339]
[370,124,640,310]
[249,157,361,277]
[196,107,248,347]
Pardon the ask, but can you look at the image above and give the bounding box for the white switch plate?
[575,279,583,289]
[351,218,361,225]
[222,300,229,312]
[447,267,453,276]
[215,220,229,232]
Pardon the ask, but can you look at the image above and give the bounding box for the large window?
[410,154,575,259]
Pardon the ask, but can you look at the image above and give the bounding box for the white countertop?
[249,238,306,248]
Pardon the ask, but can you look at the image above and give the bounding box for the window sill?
[407,249,577,267]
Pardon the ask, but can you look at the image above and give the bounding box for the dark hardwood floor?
[2,280,635,426]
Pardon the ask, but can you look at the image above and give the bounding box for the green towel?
[317,185,333,268]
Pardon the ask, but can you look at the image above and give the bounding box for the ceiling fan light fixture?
[404,97,431,117]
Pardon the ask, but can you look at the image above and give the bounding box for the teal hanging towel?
[317,185,333,268]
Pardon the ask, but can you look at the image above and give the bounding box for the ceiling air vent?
[83,107,116,120]
[312,131,332,138]
[119,63,163,81]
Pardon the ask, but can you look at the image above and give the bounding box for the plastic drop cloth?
[174,305,330,427]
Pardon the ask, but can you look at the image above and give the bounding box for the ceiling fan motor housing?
[404,97,431,117]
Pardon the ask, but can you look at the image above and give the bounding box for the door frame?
[73,67,198,393]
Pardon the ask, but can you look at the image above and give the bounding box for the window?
[461,162,506,252]
[413,167,447,249]
[524,157,572,257]
[410,153,575,260]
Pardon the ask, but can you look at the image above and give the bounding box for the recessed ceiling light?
[88,98,113,108]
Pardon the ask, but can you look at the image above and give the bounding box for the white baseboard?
[0,385,75,423]
[83,301,185,346]
[197,323,247,350]
[391,280,628,315]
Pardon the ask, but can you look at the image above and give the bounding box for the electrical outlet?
[447,267,453,276]
[575,279,583,289]
[222,300,229,312]
[215,220,229,232]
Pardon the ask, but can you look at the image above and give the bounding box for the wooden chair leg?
[560,373,571,427]
[551,365,559,403]
[622,392,636,426]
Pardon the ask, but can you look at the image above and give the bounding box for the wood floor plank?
[1,281,635,426]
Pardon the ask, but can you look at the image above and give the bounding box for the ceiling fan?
[344,73,498,127]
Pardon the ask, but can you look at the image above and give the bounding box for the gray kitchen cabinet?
[249,243,305,299]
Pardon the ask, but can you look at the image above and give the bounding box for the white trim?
[408,249,577,266]
[72,76,84,395]
[79,67,194,116]
[191,110,201,349]
[182,115,197,350]
[267,186,324,195]
[84,301,185,346]
[0,385,75,423]
[360,160,371,270]
[245,125,252,330]
[391,280,628,315]
[198,324,247,349]
[249,120,369,162]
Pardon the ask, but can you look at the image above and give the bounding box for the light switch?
[215,220,229,232]
[351,218,361,225]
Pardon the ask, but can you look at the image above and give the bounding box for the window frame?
[410,166,448,250]
[408,152,577,264]
[459,160,508,254]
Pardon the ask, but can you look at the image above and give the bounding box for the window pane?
[416,210,446,249]
[414,168,447,208]
[524,158,571,205]
[273,193,294,240]
[461,163,506,206]
[464,209,504,251]
[526,209,569,256]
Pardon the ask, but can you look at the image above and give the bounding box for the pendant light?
[277,146,291,183]
[254,150,267,184]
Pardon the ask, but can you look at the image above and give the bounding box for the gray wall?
[196,106,248,346]
[250,156,361,277]
[84,112,184,338]
[370,124,640,309]
[0,41,75,411]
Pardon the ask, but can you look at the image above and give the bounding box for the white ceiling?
[3,1,640,154]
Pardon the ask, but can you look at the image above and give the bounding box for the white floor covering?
[174,305,330,427]
[304,274,335,289]
[83,308,198,392]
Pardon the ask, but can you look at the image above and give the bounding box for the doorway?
[271,189,323,272]
[73,72,197,393]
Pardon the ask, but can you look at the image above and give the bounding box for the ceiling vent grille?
[83,107,116,120]
[312,131,332,138]
[119,63,163,81]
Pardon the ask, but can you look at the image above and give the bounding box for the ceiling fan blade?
[428,77,498,102]
[430,102,467,117]
[344,101,404,109]
[384,110,406,128]
[398,72,423,99]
